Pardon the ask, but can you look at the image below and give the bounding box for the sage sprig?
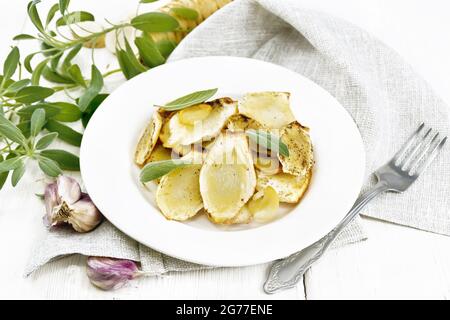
[246,129,290,157]
[157,88,218,111]
[140,159,189,183]
[0,0,206,189]
[0,109,79,187]
[171,7,199,20]
[131,12,180,32]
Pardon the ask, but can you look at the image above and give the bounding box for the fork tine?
[414,136,447,176]
[393,123,425,164]
[401,127,432,170]
[408,132,439,174]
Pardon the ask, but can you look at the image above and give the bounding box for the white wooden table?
[1,0,449,300]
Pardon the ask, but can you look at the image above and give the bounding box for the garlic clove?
[43,176,102,233]
[56,176,81,205]
[66,194,103,233]
[86,257,140,291]
[43,182,59,227]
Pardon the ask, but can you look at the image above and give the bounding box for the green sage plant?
[0,0,199,189]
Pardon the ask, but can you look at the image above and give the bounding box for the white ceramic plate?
[81,56,365,267]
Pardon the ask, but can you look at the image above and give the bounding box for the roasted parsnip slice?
[278,121,314,176]
[156,164,203,221]
[135,111,163,166]
[238,92,295,129]
[256,170,312,203]
[200,133,256,223]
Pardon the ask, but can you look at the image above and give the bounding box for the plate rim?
[80,56,366,267]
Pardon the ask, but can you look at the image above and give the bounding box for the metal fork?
[264,123,447,294]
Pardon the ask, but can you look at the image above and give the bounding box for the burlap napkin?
[26,0,450,276]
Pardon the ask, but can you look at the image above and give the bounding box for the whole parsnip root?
[149,0,233,45]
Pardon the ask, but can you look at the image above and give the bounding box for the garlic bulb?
[86,257,141,291]
[44,176,103,233]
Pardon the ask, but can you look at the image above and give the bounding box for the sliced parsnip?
[278,121,314,176]
[248,186,280,223]
[256,170,312,203]
[145,143,172,163]
[200,133,256,223]
[178,103,212,125]
[254,154,281,176]
[238,92,295,129]
[160,98,237,148]
[156,164,203,221]
[226,114,262,132]
[134,111,164,166]
[226,206,253,224]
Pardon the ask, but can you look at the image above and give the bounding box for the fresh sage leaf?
[18,103,60,120]
[42,66,74,84]
[17,121,31,138]
[3,47,20,83]
[131,12,179,32]
[116,49,142,80]
[30,108,46,137]
[159,88,218,111]
[246,129,289,157]
[0,78,15,98]
[81,93,108,127]
[45,119,82,146]
[140,0,159,3]
[40,149,79,171]
[28,1,44,33]
[0,124,26,145]
[11,160,26,187]
[14,86,54,103]
[67,64,86,87]
[50,52,63,71]
[50,102,81,122]
[171,7,199,20]
[40,42,58,57]
[38,156,62,177]
[78,65,103,112]
[0,76,15,91]
[46,3,60,26]
[59,0,70,14]
[56,11,94,26]
[124,38,148,71]
[31,59,49,85]
[36,132,58,150]
[24,52,40,73]
[0,156,23,173]
[140,159,188,183]
[155,40,176,59]
[62,44,82,69]
[0,155,9,190]
[13,34,36,41]
[116,39,147,80]
[4,79,31,94]
[135,36,165,68]
[0,114,27,145]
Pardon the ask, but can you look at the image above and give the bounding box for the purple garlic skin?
[87,257,140,291]
[57,175,81,205]
[44,176,102,233]
[43,181,59,227]
[63,193,103,233]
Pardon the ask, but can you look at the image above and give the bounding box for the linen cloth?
[26,0,450,275]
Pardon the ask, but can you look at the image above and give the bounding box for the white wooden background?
[1,0,450,300]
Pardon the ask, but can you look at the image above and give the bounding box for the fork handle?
[263,181,389,294]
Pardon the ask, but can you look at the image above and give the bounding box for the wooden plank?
[305,218,450,299]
